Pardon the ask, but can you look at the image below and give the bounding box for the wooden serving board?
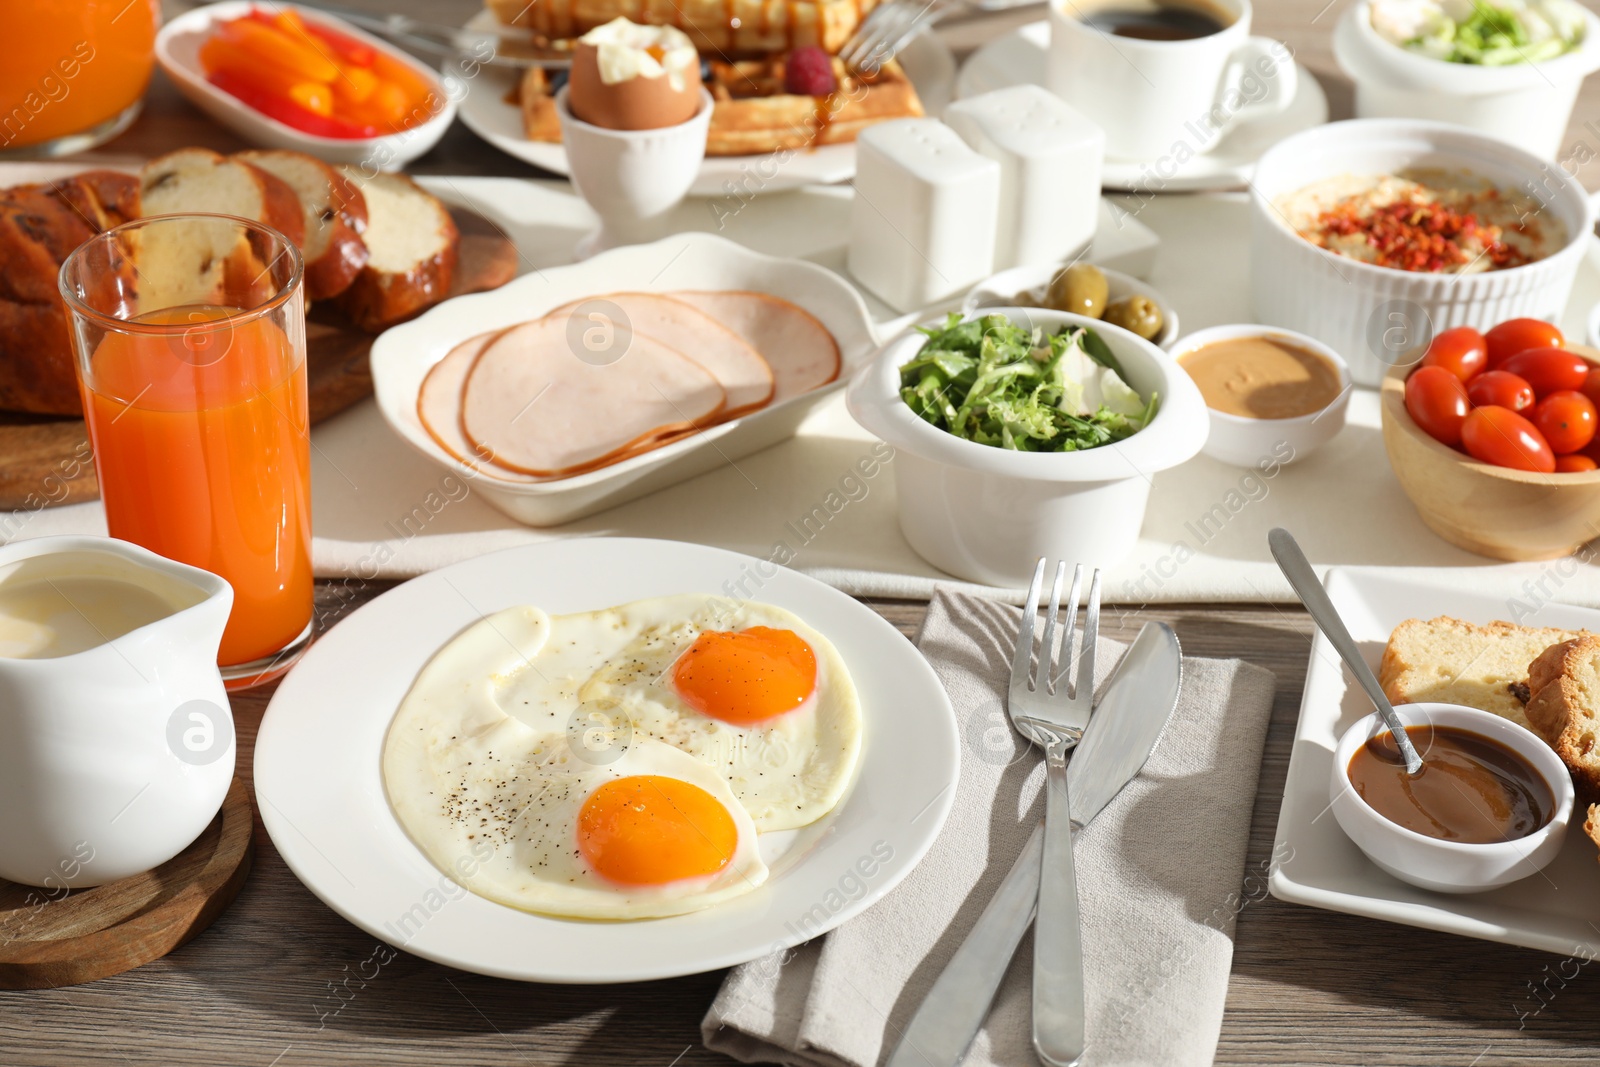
[0,777,252,989]
[0,205,519,511]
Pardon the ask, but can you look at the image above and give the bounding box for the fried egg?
[383,607,768,920]
[497,594,864,831]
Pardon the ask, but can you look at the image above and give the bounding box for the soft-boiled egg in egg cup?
[496,594,864,831]
[383,608,767,920]
[567,18,704,131]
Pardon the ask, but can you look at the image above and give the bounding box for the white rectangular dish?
[1269,567,1600,955]
[369,231,878,526]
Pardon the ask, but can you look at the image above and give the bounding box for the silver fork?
[839,0,1043,72]
[1009,558,1100,1067]
[839,0,957,72]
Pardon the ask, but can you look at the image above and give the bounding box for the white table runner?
[11,182,1600,605]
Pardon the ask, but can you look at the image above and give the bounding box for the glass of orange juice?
[59,215,313,690]
[0,0,161,158]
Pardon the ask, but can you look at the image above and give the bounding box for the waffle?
[519,56,923,157]
[487,0,878,56]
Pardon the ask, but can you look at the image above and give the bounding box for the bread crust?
[236,150,370,301]
[1525,636,1600,801]
[234,160,307,252]
[336,175,459,333]
[0,171,140,415]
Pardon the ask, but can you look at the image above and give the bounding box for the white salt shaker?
[945,86,1105,270]
[847,118,1001,314]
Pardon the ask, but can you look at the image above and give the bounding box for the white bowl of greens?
[845,309,1208,587]
[1335,0,1600,159]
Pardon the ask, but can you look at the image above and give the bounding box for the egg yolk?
[671,627,817,725]
[577,775,738,886]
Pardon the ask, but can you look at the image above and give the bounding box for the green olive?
[1103,295,1164,340]
[1044,264,1109,319]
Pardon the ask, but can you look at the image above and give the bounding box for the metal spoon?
[1268,528,1423,775]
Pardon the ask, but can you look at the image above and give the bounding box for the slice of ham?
[461,316,725,475]
[418,330,538,482]
[548,292,774,418]
[421,331,708,483]
[671,290,841,402]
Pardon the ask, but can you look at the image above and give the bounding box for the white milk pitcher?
[0,536,236,888]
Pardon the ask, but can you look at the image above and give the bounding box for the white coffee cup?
[1046,0,1297,161]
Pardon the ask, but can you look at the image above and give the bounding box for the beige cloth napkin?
[703,587,1277,1067]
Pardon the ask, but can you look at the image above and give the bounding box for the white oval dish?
[155,1,455,169]
[1251,118,1593,387]
[1333,1,1600,160]
[846,308,1208,586]
[370,231,878,527]
[254,537,959,983]
[1169,324,1351,468]
[962,263,1179,348]
[1330,702,1574,894]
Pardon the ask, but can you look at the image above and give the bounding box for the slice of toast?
[1526,636,1600,799]
[335,169,458,333]
[1378,616,1590,732]
[236,150,368,301]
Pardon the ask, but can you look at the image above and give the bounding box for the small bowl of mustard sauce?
[1330,702,1574,894]
[1172,325,1351,468]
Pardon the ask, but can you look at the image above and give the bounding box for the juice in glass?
[61,216,313,687]
[0,0,160,156]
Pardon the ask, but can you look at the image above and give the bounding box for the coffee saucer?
[954,20,1328,193]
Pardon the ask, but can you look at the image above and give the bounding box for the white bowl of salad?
[1334,0,1600,159]
[845,309,1209,587]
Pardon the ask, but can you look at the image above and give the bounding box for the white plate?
[1269,567,1600,955]
[155,1,454,168]
[454,10,957,197]
[254,537,959,983]
[954,21,1329,193]
[369,230,879,526]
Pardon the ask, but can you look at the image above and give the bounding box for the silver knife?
[885,621,1183,1067]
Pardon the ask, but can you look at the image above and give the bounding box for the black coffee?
[1082,2,1228,39]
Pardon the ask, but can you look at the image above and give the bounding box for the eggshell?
[567,40,704,131]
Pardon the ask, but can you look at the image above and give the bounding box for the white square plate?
[1269,567,1600,955]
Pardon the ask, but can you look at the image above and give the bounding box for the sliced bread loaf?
[136,149,307,311]
[236,149,368,301]
[335,169,457,332]
[1378,616,1589,732]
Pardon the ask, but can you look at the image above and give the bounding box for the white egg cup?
[556,87,714,259]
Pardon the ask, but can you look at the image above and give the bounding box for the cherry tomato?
[1419,326,1488,382]
[1485,318,1564,369]
[1461,406,1556,472]
[1404,366,1472,447]
[1497,347,1591,398]
[1556,453,1598,472]
[1532,390,1598,454]
[1581,368,1600,410]
[1466,370,1536,412]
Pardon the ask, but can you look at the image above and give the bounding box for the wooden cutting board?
[0,776,252,989]
[0,205,519,511]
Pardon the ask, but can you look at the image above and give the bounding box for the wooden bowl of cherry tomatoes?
[1381,317,1600,561]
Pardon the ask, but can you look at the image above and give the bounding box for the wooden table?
[6,1,1600,1064]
